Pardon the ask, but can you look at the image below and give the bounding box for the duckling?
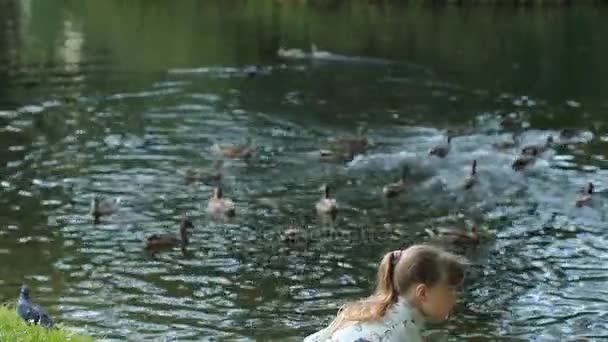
[575,182,594,208]
[425,225,480,244]
[185,160,223,184]
[319,149,354,163]
[207,187,235,217]
[315,184,338,217]
[512,149,537,171]
[17,285,53,328]
[521,135,554,156]
[145,218,194,250]
[90,196,120,223]
[382,166,409,198]
[463,160,477,190]
[429,136,451,158]
[215,138,253,159]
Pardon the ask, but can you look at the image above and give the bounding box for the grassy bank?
[0,307,94,342]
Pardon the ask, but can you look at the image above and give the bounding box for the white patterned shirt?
[304,298,426,342]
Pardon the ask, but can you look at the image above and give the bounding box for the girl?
[304,244,467,342]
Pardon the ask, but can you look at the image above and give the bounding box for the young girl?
[304,244,467,342]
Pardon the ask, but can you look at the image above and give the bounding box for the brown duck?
[382,166,409,198]
[145,218,194,250]
[575,182,594,208]
[429,136,451,158]
[185,160,223,184]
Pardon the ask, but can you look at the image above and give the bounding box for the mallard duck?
[512,149,537,171]
[90,196,120,223]
[215,138,253,159]
[382,166,409,198]
[17,285,53,328]
[429,136,451,158]
[463,160,477,190]
[425,225,480,244]
[575,182,594,208]
[522,135,554,156]
[185,160,223,184]
[145,218,194,250]
[319,149,354,163]
[315,184,338,216]
[207,187,235,217]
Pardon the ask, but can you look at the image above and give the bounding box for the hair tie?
[391,249,402,266]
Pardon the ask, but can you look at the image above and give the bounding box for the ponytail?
[324,244,466,336]
[327,250,403,334]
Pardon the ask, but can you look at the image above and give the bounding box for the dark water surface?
[1,1,608,340]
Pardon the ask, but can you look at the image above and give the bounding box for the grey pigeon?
[16,285,53,328]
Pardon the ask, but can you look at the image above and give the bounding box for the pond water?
[1,1,608,341]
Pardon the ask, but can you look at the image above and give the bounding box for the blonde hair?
[327,244,467,334]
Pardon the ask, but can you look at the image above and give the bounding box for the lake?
[1,1,608,340]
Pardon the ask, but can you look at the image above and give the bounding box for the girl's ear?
[415,284,428,302]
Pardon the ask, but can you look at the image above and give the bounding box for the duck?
[560,128,584,140]
[17,285,53,328]
[90,196,120,223]
[329,127,368,156]
[206,187,235,217]
[280,226,309,247]
[521,135,554,156]
[145,218,194,251]
[425,225,480,244]
[493,133,519,150]
[499,113,523,130]
[575,182,594,208]
[382,166,409,198]
[463,160,477,190]
[185,160,223,184]
[315,184,338,217]
[319,149,354,163]
[429,136,451,158]
[277,46,307,59]
[215,138,253,159]
[512,149,537,171]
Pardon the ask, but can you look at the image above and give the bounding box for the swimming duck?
[512,149,537,171]
[500,113,523,130]
[145,218,194,250]
[463,160,477,190]
[315,184,338,217]
[280,226,309,247]
[425,225,480,244]
[382,166,409,198]
[215,138,253,159]
[207,187,235,217]
[277,47,307,59]
[185,160,223,184]
[329,127,368,156]
[17,285,53,328]
[429,136,451,158]
[575,182,594,208]
[521,135,554,156]
[560,128,584,139]
[90,196,120,223]
[493,133,519,150]
[319,149,354,163]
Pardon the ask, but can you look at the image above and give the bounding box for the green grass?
[0,306,94,342]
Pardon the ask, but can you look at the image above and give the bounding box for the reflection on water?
[1,0,608,340]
